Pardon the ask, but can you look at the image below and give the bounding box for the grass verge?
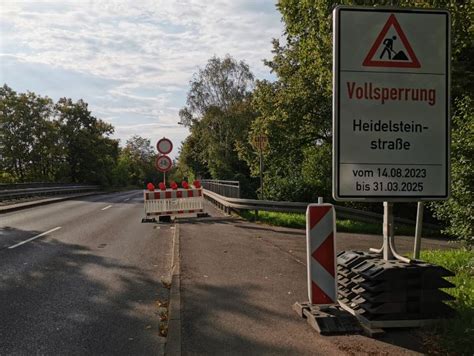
[239,210,440,236]
[418,248,474,355]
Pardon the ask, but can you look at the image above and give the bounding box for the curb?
[0,192,106,214]
[166,224,181,355]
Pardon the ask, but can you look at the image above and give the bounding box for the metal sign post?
[413,201,424,259]
[382,202,394,260]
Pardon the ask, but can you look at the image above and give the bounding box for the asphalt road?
[1,193,455,355]
[0,190,172,355]
[178,202,454,355]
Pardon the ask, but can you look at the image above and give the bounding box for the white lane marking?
[123,198,130,202]
[8,227,62,249]
[101,205,112,211]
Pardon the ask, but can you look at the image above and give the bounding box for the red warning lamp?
[193,180,201,189]
[158,182,166,191]
[170,181,178,190]
[147,183,155,191]
[182,181,189,189]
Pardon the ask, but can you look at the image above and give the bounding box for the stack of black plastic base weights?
[337,251,455,322]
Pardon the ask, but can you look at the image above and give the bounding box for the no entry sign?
[333,7,450,201]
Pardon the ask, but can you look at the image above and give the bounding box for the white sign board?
[333,7,450,201]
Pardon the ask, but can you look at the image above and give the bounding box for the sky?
[0,0,284,158]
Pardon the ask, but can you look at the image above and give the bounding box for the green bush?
[420,249,474,354]
[0,172,16,183]
[429,95,474,248]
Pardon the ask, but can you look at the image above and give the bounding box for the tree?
[178,125,211,179]
[177,55,258,196]
[179,55,255,126]
[0,85,58,182]
[429,95,473,246]
[119,135,158,186]
[1,85,157,187]
[245,1,334,201]
[55,98,118,184]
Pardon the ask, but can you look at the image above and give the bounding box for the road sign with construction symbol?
[333,7,450,201]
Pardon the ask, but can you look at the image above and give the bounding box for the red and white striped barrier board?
[144,189,202,200]
[143,188,204,217]
[306,204,337,305]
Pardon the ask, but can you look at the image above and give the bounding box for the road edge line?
[165,223,181,355]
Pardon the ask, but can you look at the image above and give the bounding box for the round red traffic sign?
[155,155,172,172]
[157,137,173,154]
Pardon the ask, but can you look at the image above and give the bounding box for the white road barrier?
[143,188,204,218]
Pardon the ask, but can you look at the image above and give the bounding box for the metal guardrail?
[201,179,240,198]
[0,182,82,190]
[0,185,100,201]
[203,189,440,230]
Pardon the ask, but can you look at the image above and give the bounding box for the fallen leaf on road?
[161,280,172,289]
[159,323,168,337]
[156,300,169,308]
[160,314,168,321]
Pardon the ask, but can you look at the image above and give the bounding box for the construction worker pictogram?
[363,14,421,68]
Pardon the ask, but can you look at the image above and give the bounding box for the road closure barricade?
[142,187,206,222]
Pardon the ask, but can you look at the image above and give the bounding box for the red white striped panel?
[306,204,337,305]
[143,188,202,200]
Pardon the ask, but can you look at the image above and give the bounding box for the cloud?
[0,0,283,154]
[114,123,190,158]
